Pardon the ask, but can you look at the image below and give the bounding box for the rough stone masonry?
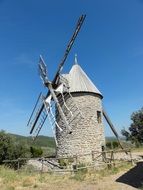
[56,60,105,163]
[56,92,105,163]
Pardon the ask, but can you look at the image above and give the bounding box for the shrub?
[30,146,43,158]
[106,140,119,149]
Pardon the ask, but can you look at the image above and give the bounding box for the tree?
[0,130,13,163]
[121,107,143,146]
[0,131,30,165]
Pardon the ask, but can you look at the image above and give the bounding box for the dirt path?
[95,170,138,190]
[32,170,138,190]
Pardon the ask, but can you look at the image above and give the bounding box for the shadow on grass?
[116,161,143,189]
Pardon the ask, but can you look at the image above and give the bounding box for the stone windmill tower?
[56,55,105,161]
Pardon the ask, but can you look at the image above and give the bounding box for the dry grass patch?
[0,162,135,190]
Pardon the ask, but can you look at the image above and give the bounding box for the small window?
[97,111,102,123]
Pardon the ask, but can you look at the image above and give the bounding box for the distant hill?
[8,133,56,148]
[8,133,121,147]
[8,133,56,156]
[6,134,126,156]
[106,136,125,142]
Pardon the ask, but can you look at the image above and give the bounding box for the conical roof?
[63,56,102,97]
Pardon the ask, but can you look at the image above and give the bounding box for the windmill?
[27,15,124,160]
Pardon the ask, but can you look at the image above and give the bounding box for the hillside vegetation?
[0,131,56,165]
[9,133,56,149]
[8,133,127,153]
[8,133,56,157]
[10,133,118,148]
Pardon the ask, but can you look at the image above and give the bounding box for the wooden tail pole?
[102,109,125,151]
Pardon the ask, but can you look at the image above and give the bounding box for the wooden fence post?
[17,158,20,171]
[129,150,134,165]
[111,150,115,167]
[75,155,78,166]
[41,158,44,173]
[92,151,94,161]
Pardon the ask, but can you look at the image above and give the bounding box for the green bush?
[106,140,119,149]
[30,146,43,158]
[106,141,112,149]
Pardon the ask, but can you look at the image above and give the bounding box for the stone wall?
[56,92,105,163]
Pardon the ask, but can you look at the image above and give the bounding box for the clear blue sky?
[0,0,143,137]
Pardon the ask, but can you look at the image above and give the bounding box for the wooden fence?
[2,149,134,173]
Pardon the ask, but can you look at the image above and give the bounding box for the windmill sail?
[32,108,48,140]
[53,14,86,84]
[38,55,48,85]
[29,14,86,135]
[27,94,48,139]
[27,92,42,127]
